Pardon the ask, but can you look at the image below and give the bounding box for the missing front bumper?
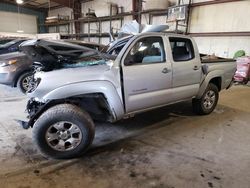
[15,119,30,129]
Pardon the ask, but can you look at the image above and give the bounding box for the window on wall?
[124,37,165,65]
[169,37,195,62]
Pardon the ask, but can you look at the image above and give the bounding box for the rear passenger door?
[169,37,202,100]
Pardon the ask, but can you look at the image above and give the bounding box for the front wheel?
[32,104,95,159]
[192,83,219,115]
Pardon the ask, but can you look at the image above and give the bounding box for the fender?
[41,80,125,120]
[197,70,224,98]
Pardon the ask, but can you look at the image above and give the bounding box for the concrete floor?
[0,84,249,188]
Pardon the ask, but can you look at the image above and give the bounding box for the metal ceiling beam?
[37,2,60,8]
[50,0,73,8]
[190,0,244,7]
[50,5,65,9]
[48,0,94,8]
[189,31,250,37]
[80,0,93,2]
[23,0,37,4]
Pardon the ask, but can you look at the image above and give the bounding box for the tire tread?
[32,103,95,159]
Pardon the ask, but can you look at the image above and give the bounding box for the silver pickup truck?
[19,33,236,159]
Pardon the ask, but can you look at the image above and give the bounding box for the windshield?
[21,39,113,71]
[62,50,109,68]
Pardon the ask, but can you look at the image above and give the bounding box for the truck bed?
[200,54,235,64]
[200,54,236,90]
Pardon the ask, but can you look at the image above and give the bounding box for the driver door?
[122,36,172,113]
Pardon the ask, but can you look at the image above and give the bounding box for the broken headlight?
[27,76,41,93]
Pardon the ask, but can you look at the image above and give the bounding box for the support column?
[73,0,81,39]
[132,0,142,24]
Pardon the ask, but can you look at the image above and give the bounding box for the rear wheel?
[17,72,33,94]
[193,83,219,115]
[32,104,95,159]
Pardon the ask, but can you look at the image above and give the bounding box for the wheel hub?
[203,90,216,110]
[58,131,71,140]
[45,121,82,151]
[22,75,32,91]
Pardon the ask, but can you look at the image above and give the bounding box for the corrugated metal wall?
[0,11,37,34]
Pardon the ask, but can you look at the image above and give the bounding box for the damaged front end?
[17,39,118,129]
[17,98,47,129]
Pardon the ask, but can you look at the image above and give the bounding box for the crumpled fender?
[42,80,125,120]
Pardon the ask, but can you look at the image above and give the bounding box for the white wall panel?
[0,11,37,34]
[48,25,70,34]
[190,1,250,33]
[81,0,132,16]
[194,37,250,58]
[189,1,250,58]
[48,7,74,34]
[142,0,169,10]
[152,15,177,31]
[48,7,73,17]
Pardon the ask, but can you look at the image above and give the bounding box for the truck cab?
[117,33,202,113]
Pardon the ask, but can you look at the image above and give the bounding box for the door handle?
[193,66,199,70]
[162,68,169,74]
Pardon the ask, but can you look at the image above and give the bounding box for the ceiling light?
[16,0,24,4]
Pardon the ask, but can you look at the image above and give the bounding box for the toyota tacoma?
[19,33,236,159]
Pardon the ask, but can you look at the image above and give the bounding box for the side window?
[169,37,194,62]
[124,37,165,65]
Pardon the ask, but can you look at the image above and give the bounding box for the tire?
[192,83,219,115]
[17,72,33,94]
[32,104,95,159]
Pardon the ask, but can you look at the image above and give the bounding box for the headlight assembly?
[0,59,17,67]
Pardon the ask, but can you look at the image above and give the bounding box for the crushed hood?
[20,39,109,71]
[29,61,117,100]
